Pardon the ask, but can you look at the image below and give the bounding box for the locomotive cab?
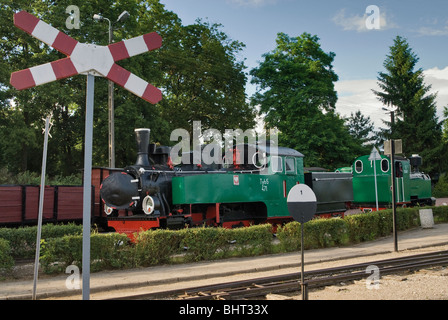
[352,154,411,209]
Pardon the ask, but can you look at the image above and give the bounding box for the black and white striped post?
[287,184,317,300]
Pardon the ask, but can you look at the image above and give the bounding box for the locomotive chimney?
[134,128,151,167]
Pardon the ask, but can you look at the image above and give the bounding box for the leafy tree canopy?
[0,0,255,175]
[250,32,359,169]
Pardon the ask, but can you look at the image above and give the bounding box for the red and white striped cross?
[10,11,162,104]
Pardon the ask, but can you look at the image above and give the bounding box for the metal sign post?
[82,73,94,299]
[385,140,400,252]
[287,184,317,300]
[390,140,398,252]
[368,147,382,211]
[32,115,52,300]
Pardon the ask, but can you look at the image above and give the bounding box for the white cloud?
[335,67,448,130]
[335,79,384,128]
[423,66,448,112]
[226,0,278,7]
[415,20,448,36]
[332,7,398,32]
[416,26,448,36]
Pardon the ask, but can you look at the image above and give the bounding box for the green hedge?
[0,206,447,275]
[433,205,448,222]
[135,224,274,264]
[276,218,349,251]
[134,229,183,266]
[0,223,83,258]
[0,238,14,272]
[40,232,131,273]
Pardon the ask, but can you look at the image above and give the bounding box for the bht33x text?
[179,304,268,317]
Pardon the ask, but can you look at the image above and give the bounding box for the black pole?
[300,222,308,300]
[389,111,398,252]
[391,139,398,252]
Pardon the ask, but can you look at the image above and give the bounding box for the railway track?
[107,250,448,300]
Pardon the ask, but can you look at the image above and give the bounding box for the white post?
[82,73,94,300]
[373,160,379,211]
[32,115,51,300]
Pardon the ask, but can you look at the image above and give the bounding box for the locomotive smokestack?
[134,128,151,167]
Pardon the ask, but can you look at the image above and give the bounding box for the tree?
[0,0,255,175]
[373,36,443,175]
[345,110,376,155]
[250,32,358,169]
[158,19,255,137]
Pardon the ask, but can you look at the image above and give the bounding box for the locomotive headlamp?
[104,204,114,215]
[143,195,155,215]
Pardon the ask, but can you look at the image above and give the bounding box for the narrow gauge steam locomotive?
[100,129,353,236]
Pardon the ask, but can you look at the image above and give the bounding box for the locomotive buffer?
[287,184,317,300]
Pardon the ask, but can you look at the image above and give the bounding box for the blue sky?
[160,0,448,128]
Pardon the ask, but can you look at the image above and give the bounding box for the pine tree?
[345,110,375,155]
[373,36,443,175]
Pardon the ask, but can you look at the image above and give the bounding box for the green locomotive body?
[351,153,434,210]
[171,146,306,227]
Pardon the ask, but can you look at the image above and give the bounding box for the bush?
[226,224,274,256]
[276,221,301,252]
[307,218,349,248]
[434,205,448,222]
[396,207,420,230]
[277,219,349,251]
[0,238,14,272]
[433,173,448,198]
[179,227,229,262]
[344,212,380,243]
[0,223,83,258]
[40,232,130,273]
[133,229,182,266]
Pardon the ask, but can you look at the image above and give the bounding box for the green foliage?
[2,208,447,275]
[0,167,82,185]
[0,238,14,272]
[133,229,182,266]
[345,110,376,156]
[179,227,229,262]
[40,232,131,273]
[250,32,359,169]
[432,205,448,223]
[373,36,444,175]
[0,223,83,258]
[226,224,273,256]
[0,0,255,176]
[277,218,348,251]
[433,173,448,198]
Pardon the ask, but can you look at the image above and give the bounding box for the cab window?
[381,159,389,173]
[285,157,295,174]
[355,160,363,173]
[271,156,283,173]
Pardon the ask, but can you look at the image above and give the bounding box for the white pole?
[374,160,379,211]
[82,73,94,300]
[32,115,51,300]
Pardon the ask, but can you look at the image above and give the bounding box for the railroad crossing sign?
[287,184,317,223]
[10,11,163,300]
[10,10,162,104]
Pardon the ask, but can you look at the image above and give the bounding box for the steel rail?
[106,250,448,300]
